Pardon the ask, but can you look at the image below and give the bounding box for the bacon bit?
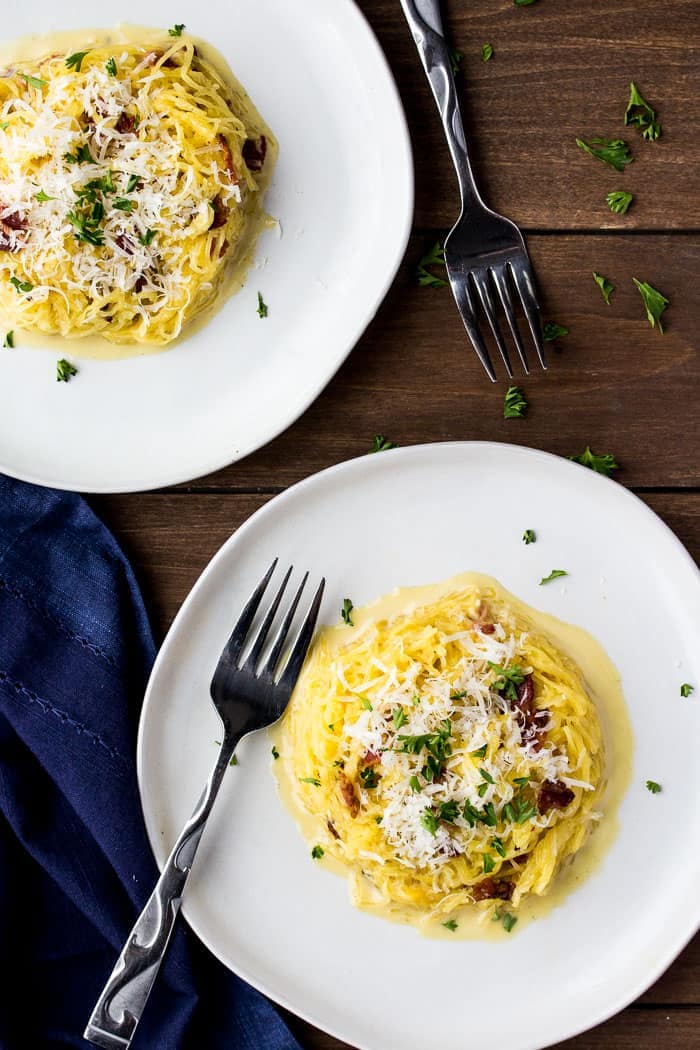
[513,854,529,866]
[472,878,514,902]
[219,237,229,259]
[326,818,340,840]
[115,234,134,255]
[537,780,575,814]
[209,195,228,230]
[0,227,21,251]
[513,674,549,751]
[363,749,381,766]
[338,771,359,818]
[217,134,237,182]
[479,623,496,635]
[115,112,137,134]
[242,135,267,172]
[0,208,26,231]
[134,274,147,293]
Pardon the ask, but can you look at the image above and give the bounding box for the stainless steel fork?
[84,560,325,1050]
[400,0,545,381]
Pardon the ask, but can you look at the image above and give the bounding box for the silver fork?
[84,561,325,1050]
[400,0,545,382]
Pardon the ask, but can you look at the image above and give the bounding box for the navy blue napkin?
[0,474,302,1050]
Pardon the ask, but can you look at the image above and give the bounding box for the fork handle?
[399,0,483,212]
[84,737,237,1049]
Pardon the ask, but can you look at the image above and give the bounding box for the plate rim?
[0,0,414,494]
[136,440,700,1050]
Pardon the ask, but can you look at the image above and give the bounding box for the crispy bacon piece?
[513,674,549,751]
[1,209,26,231]
[537,780,575,814]
[326,818,340,840]
[217,134,237,182]
[472,878,514,902]
[115,234,134,255]
[338,771,359,818]
[363,749,381,766]
[242,134,267,172]
[209,195,229,230]
[115,112,137,135]
[479,623,496,635]
[134,275,147,294]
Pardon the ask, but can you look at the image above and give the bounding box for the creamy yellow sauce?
[271,572,633,939]
[0,25,276,361]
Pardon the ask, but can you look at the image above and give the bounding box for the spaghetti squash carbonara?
[0,30,275,346]
[278,575,609,931]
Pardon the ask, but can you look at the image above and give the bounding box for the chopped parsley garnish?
[680,683,694,698]
[420,808,440,836]
[471,745,488,759]
[392,706,408,730]
[483,853,495,874]
[271,745,279,760]
[139,229,156,247]
[397,720,452,782]
[479,768,494,785]
[442,918,458,931]
[311,845,324,860]
[514,0,538,4]
[409,775,422,793]
[624,82,661,141]
[543,321,568,341]
[56,359,77,383]
[0,122,8,130]
[480,802,498,827]
[9,276,33,294]
[300,776,321,786]
[327,723,335,732]
[375,816,382,824]
[503,385,527,419]
[369,434,397,452]
[360,695,373,711]
[256,291,268,318]
[569,446,619,476]
[606,190,633,215]
[487,661,525,701]
[522,529,536,545]
[513,776,530,785]
[125,173,141,193]
[19,73,47,89]
[35,190,55,202]
[502,795,537,824]
[64,144,94,165]
[462,801,481,826]
[66,207,104,246]
[448,47,464,76]
[646,780,661,794]
[341,598,354,626]
[493,837,506,857]
[575,136,632,172]
[416,241,447,288]
[482,43,493,62]
[633,278,668,333]
[106,57,118,77]
[169,23,186,36]
[540,569,567,585]
[478,782,489,798]
[437,800,460,823]
[229,753,238,767]
[593,272,614,305]
[501,912,518,932]
[113,198,135,213]
[66,51,90,72]
[360,766,380,789]
[3,331,14,349]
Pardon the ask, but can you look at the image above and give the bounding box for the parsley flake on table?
[3,331,14,349]
[575,137,632,172]
[442,919,458,931]
[66,51,90,72]
[369,435,397,453]
[503,385,527,419]
[448,47,463,76]
[19,73,47,89]
[522,529,536,544]
[593,272,614,305]
[169,23,186,36]
[570,446,619,476]
[10,276,33,294]
[632,279,669,333]
[416,241,447,288]
[341,598,354,625]
[606,190,633,215]
[311,845,324,860]
[543,321,568,341]
[256,292,268,318]
[540,569,567,585]
[56,359,78,382]
[271,745,279,760]
[106,57,118,77]
[680,683,694,698]
[501,912,518,932]
[646,780,662,794]
[300,776,321,786]
[229,753,238,766]
[625,82,661,141]
[482,43,493,62]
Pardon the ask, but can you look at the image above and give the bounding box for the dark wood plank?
[164,234,699,492]
[358,0,700,230]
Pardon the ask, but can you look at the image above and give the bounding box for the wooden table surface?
[92,1,699,1047]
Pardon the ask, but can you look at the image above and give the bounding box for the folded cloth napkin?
[0,474,302,1050]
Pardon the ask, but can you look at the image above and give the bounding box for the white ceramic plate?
[0,0,412,492]
[138,442,700,1050]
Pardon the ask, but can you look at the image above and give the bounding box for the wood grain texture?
[169,235,699,492]
[358,0,700,230]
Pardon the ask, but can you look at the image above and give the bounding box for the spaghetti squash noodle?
[278,575,609,931]
[0,30,275,346]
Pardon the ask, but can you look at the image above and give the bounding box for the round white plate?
[138,442,700,1050]
[0,0,412,492]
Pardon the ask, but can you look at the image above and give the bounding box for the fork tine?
[260,571,309,677]
[470,269,513,378]
[242,564,293,670]
[275,578,326,695]
[491,265,530,375]
[451,278,497,382]
[509,261,546,370]
[223,559,278,662]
